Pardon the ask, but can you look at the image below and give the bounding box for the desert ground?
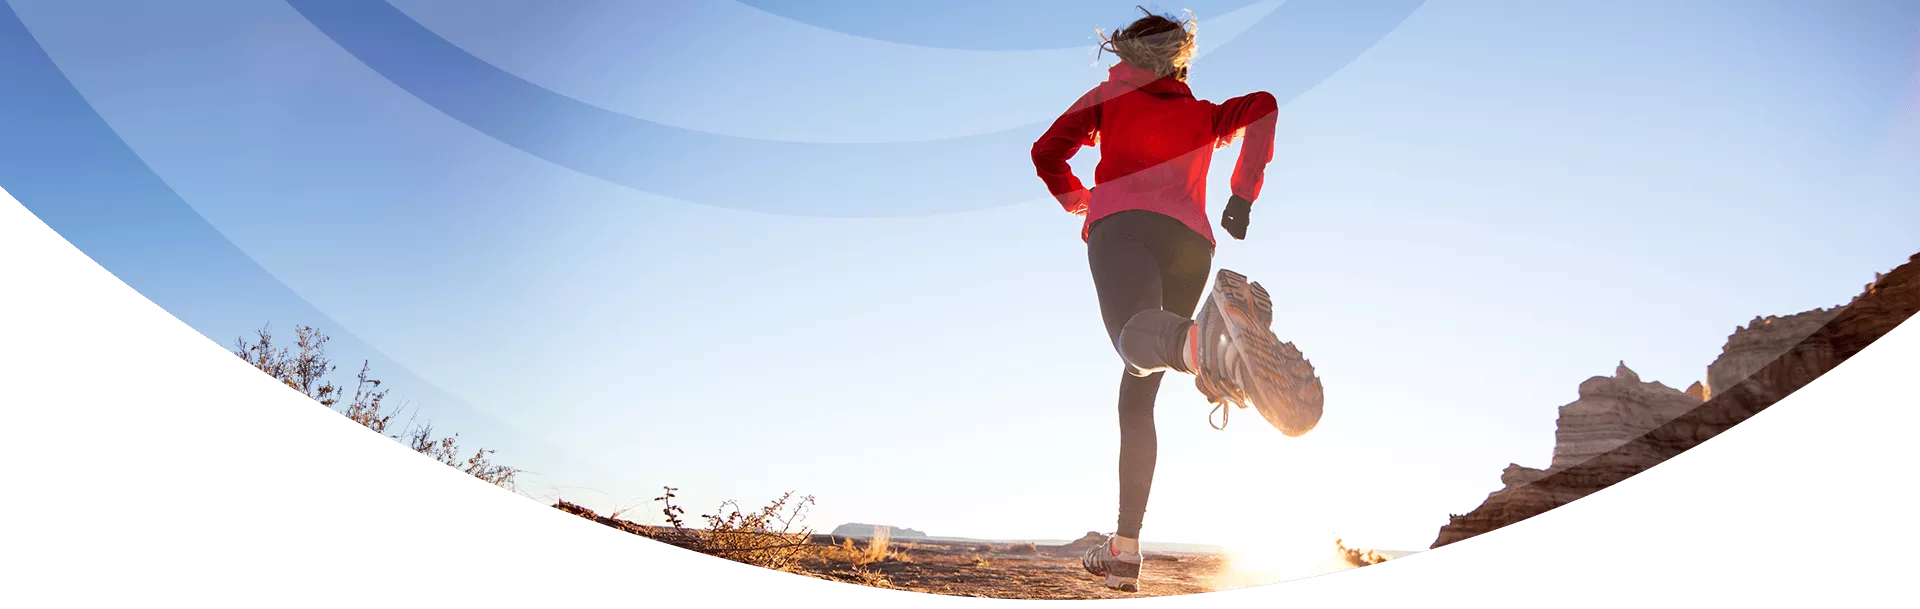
[553,500,1391,600]
[792,534,1229,599]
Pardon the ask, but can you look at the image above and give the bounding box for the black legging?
[1086,210,1214,540]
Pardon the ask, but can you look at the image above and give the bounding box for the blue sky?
[3,0,1916,551]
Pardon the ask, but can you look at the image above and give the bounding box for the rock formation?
[1432,361,1706,546]
[830,523,928,539]
[1046,532,1108,557]
[1040,532,1182,561]
[1704,308,1843,402]
[1548,361,1702,472]
[1432,252,1920,548]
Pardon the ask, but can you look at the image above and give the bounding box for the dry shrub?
[233,324,517,489]
[651,486,820,572]
[407,423,517,489]
[1335,538,1392,567]
[640,489,927,575]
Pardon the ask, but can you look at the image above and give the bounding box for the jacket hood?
[1107,61,1191,98]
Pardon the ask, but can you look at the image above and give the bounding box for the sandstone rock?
[1549,362,1702,471]
[1499,463,1547,488]
[1705,308,1841,402]
[1432,252,1920,549]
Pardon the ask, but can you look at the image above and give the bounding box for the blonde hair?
[1097,7,1198,81]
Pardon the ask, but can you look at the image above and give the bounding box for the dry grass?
[849,566,892,588]
[865,526,894,563]
[812,528,911,567]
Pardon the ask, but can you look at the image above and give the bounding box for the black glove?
[1220,195,1252,240]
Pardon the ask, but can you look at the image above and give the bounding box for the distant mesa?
[1037,532,1217,560]
[1046,532,1108,557]
[1432,252,1919,548]
[830,523,928,539]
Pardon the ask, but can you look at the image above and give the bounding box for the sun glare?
[1215,529,1358,591]
[1199,423,1375,590]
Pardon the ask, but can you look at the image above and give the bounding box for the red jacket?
[1031,61,1278,244]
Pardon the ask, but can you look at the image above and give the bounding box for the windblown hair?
[1097,6,1198,81]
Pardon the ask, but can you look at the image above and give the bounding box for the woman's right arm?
[1212,91,1278,205]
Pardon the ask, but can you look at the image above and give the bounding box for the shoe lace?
[1204,347,1247,431]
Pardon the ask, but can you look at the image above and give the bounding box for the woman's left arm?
[1031,87,1106,216]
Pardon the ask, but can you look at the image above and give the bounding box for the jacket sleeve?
[1212,91,1278,203]
[1031,86,1104,215]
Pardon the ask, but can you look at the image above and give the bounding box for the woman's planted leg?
[1084,213,1170,591]
[1115,369,1162,540]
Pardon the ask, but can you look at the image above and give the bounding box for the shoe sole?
[1210,269,1324,437]
[1104,574,1139,592]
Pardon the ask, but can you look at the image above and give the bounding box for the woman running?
[1029,8,1325,592]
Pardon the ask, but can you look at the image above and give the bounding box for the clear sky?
[3,0,1916,551]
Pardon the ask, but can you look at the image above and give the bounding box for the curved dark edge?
[7,178,1912,603]
[282,0,1423,217]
